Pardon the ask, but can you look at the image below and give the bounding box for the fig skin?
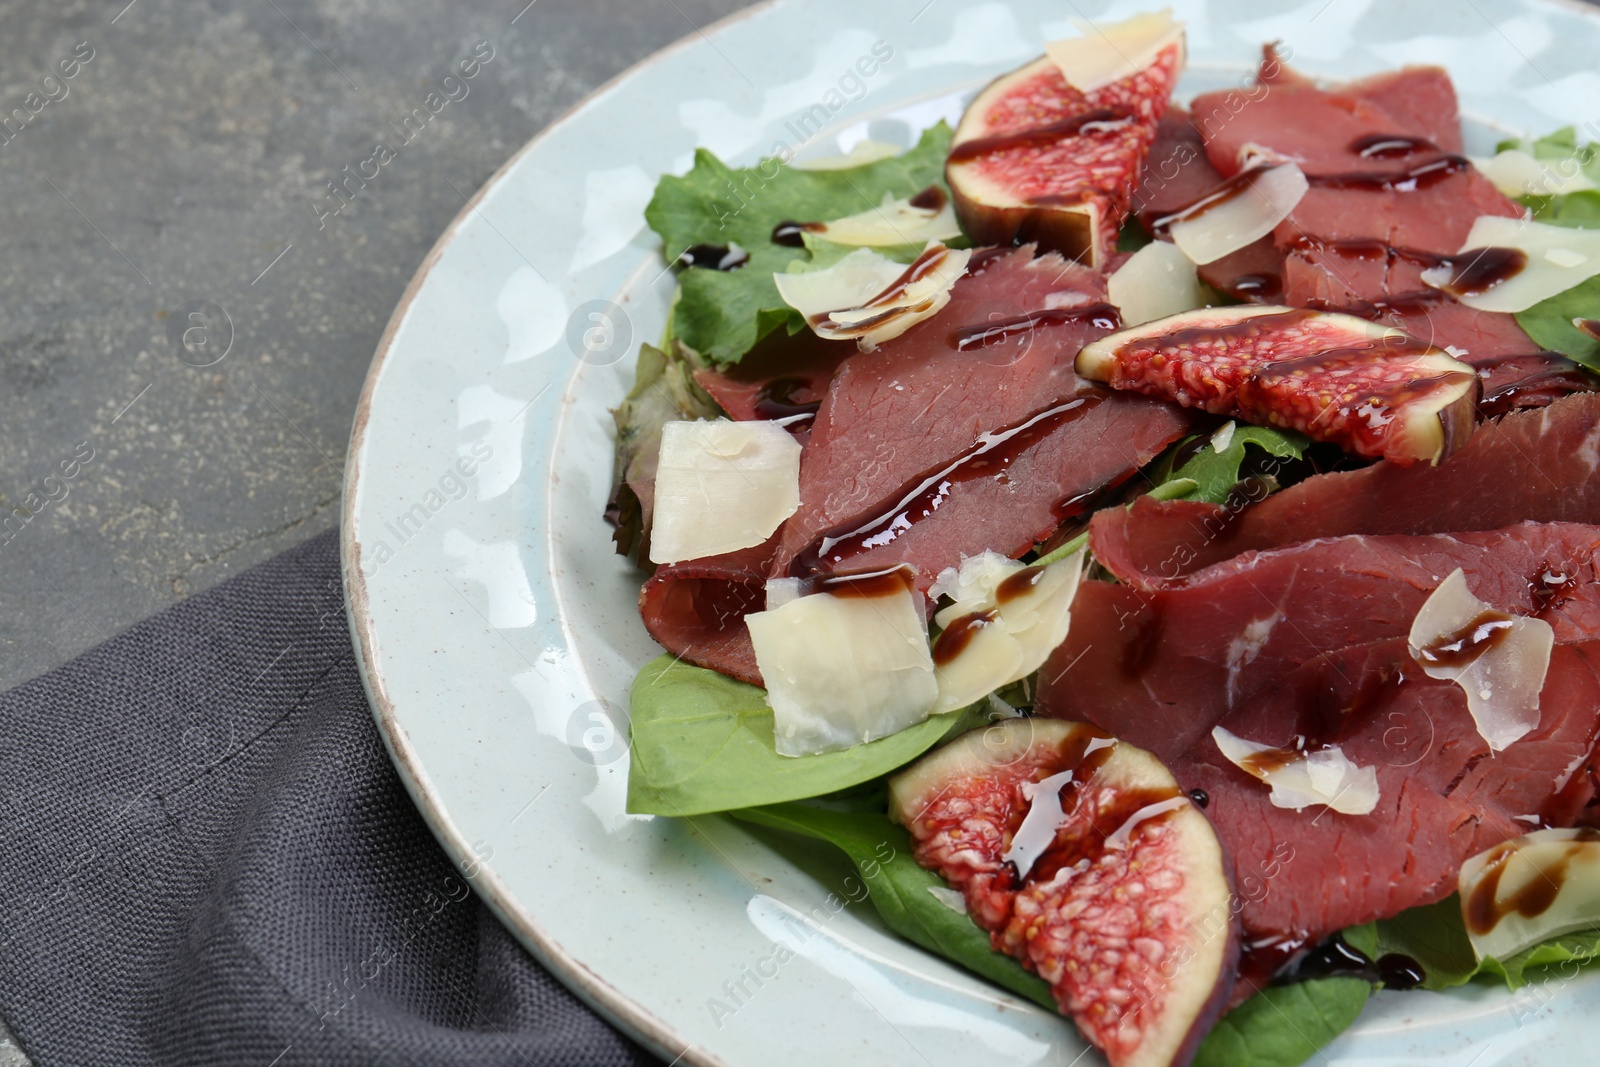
[1077,304,1480,466]
[890,719,1238,1067]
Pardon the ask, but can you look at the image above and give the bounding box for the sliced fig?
[947,30,1183,269]
[1076,305,1478,465]
[889,719,1236,1067]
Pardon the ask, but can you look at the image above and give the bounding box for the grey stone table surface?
[0,0,758,693]
[0,1,753,1062]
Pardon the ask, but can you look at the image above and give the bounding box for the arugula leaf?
[1152,424,1309,506]
[626,655,984,816]
[1511,190,1600,373]
[730,802,1057,1010]
[1192,979,1370,1067]
[645,124,954,363]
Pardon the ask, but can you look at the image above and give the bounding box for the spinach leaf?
[1191,979,1370,1067]
[644,124,953,363]
[626,655,983,816]
[1511,190,1600,373]
[729,802,1057,1010]
[1357,891,1600,992]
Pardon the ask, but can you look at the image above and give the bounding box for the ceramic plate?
[341,1,1600,1062]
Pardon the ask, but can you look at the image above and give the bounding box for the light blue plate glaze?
[342,1,1600,1062]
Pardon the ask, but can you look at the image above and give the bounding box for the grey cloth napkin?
[0,528,655,1067]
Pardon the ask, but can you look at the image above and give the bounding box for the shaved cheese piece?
[1471,149,1598,198]
[1460,828,1600,962]
[814,189,961,247]
[929,550,1085,714]
[649,419,801,565]
[746,572,938,756]
[1408,568,1552,751]
[1421,216,1600,313]
[1045,9,1185,95]
[1212,727,1379,815]
[926,885,969,914]
[794,139,902,171]
[1107,240,1207,327]
[1209,420,1236,453]
[774,243,971,351]
[1003,768,1078,880]
[1167,163,1308,265]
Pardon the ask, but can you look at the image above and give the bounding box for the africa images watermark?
[712,39,897,232]
[0,39,96,151]
[705,845,891,1029]
[311,41,498,229]
[1,441,97,554]
[356,441,495,577]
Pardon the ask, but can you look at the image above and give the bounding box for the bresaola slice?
[642,247,1193,685]
[777,247,1192,587]
[1076,306,1477,464]
[889,719,1236,1067]
[947,14,1184,267]
[1037,524,1600,965]
[1087,392,1600,586]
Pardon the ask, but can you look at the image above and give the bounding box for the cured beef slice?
[641,247,1192,683]
[1185,57,1592,408]
[1088,392,1600,586]
[1038,522,1600,951]
[774,247,1192,584]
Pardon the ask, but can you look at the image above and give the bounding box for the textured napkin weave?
[0,528,654,1067]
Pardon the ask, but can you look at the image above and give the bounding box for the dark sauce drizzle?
[1577,319,1600,342]
[1308,154,1471,192]
[789,396,1104,576]
[680,243,749,271]
[770,220,823,247]
[1188,788,1210,809]
[1413,608,1516,669]
[948,107,1134,164]
[908,185,948,211]
[949,304,1121,351]
[1434,247,1529,299]
[753,377,822,422]
[1350,133,1440,159]
[932,609,998,665]
[1278,933,1426,991]
[1152,164,1283,234]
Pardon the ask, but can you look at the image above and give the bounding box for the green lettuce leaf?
[1495,127,1600,185]
[625,655,984,816]
[645,124,954,363]
[730,802,1057,1009]
[1510,189,1600,373]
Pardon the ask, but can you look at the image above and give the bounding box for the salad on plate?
[600,10,1600,1065]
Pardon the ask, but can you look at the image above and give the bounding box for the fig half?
[947,36,1182,269]
[1076,305,1479,465]
[889,719,1237,1067]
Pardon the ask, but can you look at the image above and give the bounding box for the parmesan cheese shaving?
[1107,240,1207,327]
[1421,216,1600,313]
[1408,568,1552,751]
[1211,726,1379,815]
[746,574,938,757]
[1045,9,1185,95]
[774,243,971,351]
[648,419,801,565]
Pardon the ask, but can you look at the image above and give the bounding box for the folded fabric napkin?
[0,528,655,1067]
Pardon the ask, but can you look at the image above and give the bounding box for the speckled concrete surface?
[0,0,757,690]
[0,0,754,1058]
